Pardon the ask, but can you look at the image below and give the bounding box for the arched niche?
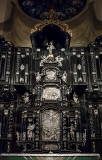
[30,24,71,50]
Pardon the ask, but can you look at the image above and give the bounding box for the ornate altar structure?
[0,11,102,156]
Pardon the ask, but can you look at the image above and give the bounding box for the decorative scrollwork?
[46,69,56,80]
[31,9,72,36]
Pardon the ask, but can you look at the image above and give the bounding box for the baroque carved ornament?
[31,9,72,37]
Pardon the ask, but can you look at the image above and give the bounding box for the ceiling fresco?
[18,0,87,20]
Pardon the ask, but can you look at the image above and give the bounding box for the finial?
[48,9,57,20]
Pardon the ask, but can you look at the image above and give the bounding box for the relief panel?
[42,87,60,100]
[42,110,60,142]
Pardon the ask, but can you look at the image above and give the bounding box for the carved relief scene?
[42,110,60,142]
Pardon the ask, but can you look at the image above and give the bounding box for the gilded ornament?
[31,9,72,37]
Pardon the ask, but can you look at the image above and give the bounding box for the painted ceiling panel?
[18,0,87,20]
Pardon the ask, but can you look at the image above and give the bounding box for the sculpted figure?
[73,92,79,104]
[55,56,63,66]
[40,55,48,66]
[27,124,35,140]
[62,71,67,82]
[35,72,41,82]
[22,92,30,103]
[69,124,76,140]
[46,41,55,54]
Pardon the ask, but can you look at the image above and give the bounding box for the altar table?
[0,154,100,160]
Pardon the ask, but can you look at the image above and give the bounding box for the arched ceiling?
[18,0,87,20]
[0,0,102,23]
